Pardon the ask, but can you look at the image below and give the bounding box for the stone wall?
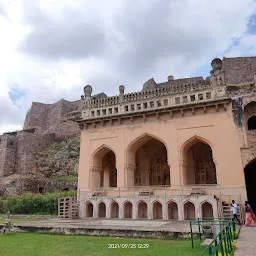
[24,99,83,131]
[43,120,80,141]
[0,134,17,177]
[16,131,56,174]
[223,57,256,85]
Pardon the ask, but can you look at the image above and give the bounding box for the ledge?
[77,97,231,129]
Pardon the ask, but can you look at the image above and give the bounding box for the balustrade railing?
[79,184,244,199]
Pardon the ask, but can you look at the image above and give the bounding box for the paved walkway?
[235,226,256,256]
[14,219,199,232]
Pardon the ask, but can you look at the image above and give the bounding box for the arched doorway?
[98,202,106,218]
[244,101,256,131]
[245,160,256,212]
[248,116,256,130]
[182,137,216,185]
[127,135,170,186]
[167,201,178,220]
[137,201,148,219]
[184,201,195,220]
[85,202,93,217]
[91,146,117,188]
[201,202,213,219]
[124,201,133,218]
[111,201,119,218]
[152,201,163,219]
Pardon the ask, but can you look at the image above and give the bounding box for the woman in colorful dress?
[245,201,256,227]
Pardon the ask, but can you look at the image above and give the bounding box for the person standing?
[245,201,256,227]
[231,200,241,225]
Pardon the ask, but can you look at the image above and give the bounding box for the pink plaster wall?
[78,105,245,190]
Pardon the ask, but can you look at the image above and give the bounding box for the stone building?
[77,56,256,221]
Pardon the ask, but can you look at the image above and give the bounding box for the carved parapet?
[90,95,120,108]
[80,81,228,121]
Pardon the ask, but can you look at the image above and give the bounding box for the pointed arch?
[126,133,170,186]
[200,201,213,219]
[84,201,93,218]
[90,144,117,188]
[126,133,169,163]
[152,200,163,219]
[91,144,117,166]
[123,200,133,219]
[180,135,215,162]
[183,201,196,220]
[110,200,119,218]
[137,200,148,219]
[167,200,178,220]
[180,135,217,185]
[97,201,106,218]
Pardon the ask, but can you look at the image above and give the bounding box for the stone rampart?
[16,131,56,173]
[0,134,17,177]
[24,99,83,131]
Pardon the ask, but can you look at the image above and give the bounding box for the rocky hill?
[0,90,107,197]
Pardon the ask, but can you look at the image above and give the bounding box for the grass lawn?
[0,233,203,256]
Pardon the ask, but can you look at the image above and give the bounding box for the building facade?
[77,57,256,221]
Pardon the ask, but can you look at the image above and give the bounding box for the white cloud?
[0,0,256,134]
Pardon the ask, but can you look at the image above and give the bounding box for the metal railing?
[190,218,236,256]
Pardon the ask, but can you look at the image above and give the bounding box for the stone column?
[106,200,111,219]
[90,166,102,188]
[93,201,98,218]
[125,164,136,187]
[103,167,110,188]
[178,202,183,221]
[162,201,167,220]
[133,200,137,219]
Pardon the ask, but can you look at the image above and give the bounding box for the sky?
[1,0,256,135]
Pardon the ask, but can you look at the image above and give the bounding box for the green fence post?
[232,217,236,233]
[198,218,202,241]
[214,239,218,256]
[208,245,212,256]
[190,221,194,249]
[219,233,224,256]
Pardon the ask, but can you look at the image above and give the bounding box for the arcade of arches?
[83,199,215,220]
[87,135,219,220]
[91,135,217,188]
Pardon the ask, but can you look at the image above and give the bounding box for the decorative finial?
[84,85,92,99]
[119,85,125,95]
[211,58,222,71]
[168,75,174,81]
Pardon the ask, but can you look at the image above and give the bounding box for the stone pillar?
[178,203,183,221]
[133,201,137,219]
[195,201,200,219]
[162,201,167,220]
[125,164,136,187]
[148,202,152,220]
[93,201,98,218]
[116,162,125,188]
[103,167,110,188]
[106,200,111,219]
[90,167,102,188]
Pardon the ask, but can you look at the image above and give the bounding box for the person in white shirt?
[231,200,241,225]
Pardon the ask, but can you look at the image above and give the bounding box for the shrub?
[0,190,76,215]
